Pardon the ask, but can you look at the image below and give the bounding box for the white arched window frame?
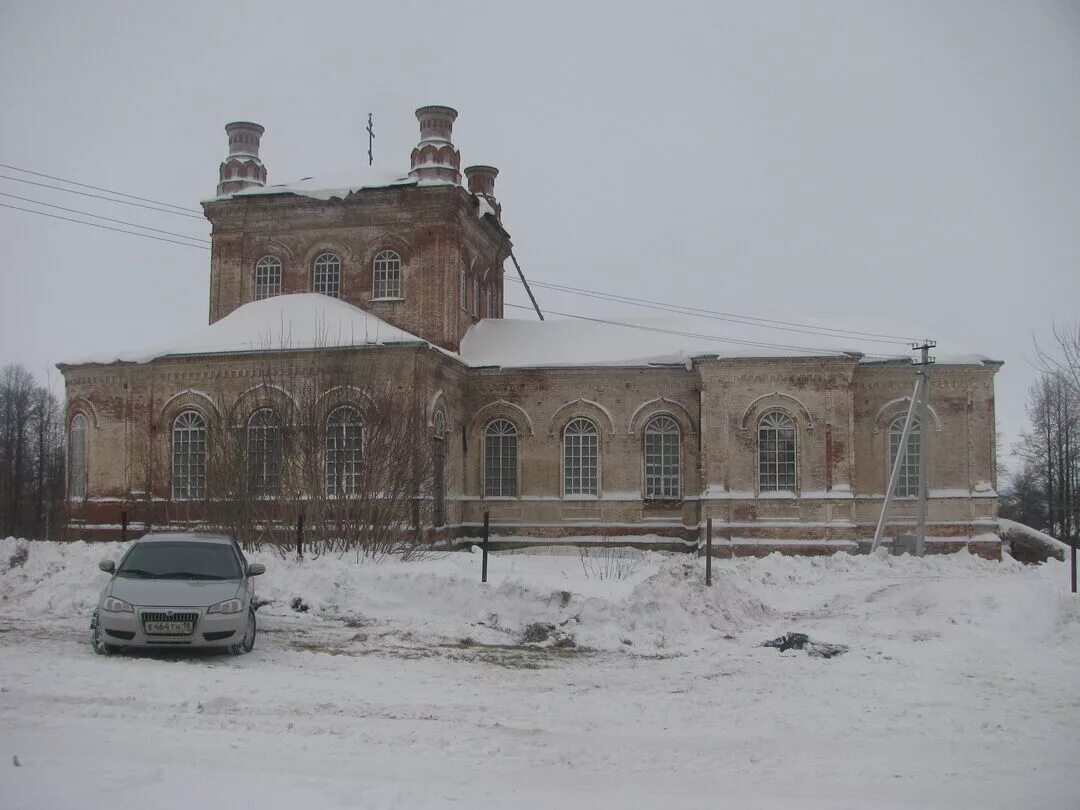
[563,417,599,497]
[758,411,797,493]
[313,252,341,298]
[372,250,403,299]
[325,405,363,496]
[68,413,88,501]
[172,410,207,501]
[255,256,282,300]
[484,418,518,498]
[644,415,681,500]
[432,409,448,526]
[247,408,282,499]
[889,416,921,497]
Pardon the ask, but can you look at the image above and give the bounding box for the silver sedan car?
[92,532,265,655]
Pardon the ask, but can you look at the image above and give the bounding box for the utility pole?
[367,113,375,166]
[914,341,935,556]
[871,339,935,554]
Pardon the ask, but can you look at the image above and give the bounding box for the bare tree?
[141,344,435,560]
[1013,369,1080,540]
[0,365,64,539]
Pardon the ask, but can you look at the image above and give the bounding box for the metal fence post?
[121,510,128,543]
[706,517,713,587]
[297,511,304,562]
[482,511,489,584]
[1072,539,1077,595]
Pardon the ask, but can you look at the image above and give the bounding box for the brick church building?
[59,105,1003,556]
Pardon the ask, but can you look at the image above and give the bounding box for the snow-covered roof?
[65,294,433,366]
[459,317,861,368]
[458,316,1001,369]
[208,166,456,203]
[63,292,1002,371]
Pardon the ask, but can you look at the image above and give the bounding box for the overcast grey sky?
[1,1,1078,471]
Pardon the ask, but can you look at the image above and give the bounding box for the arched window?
[247,409,282,499]
[472,275,480,318]
[432,409,447,526]
[372,250,402,299]
[313,252,341,298]
[564,417,599,496]
[460,264,467,311]
[484,419,518,497]
[758,411,796,493]
[68,413,87,501]
[325,406,363,496]
[644,415,680,500]
[172,411,206,500]
[255,256,281,300]
[889,416,921,497]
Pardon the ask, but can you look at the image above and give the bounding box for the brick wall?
[203,184,511,352]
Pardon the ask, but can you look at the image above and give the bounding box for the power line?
[0,163,202,214]
[0,192,211,244]
[502,302,909,360]
[0,165,925,351]
[0,202,211,250]
[506,275,919,344]
[0,174,207,220]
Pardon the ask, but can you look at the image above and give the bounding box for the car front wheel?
[91,625,122,656]
[229,610,256,656]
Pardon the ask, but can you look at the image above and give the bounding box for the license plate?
[145,621,193,635]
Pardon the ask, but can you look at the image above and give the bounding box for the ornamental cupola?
[216,121,267,196]
[409,106,461,184]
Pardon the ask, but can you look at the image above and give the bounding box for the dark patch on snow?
[289,597,310,613]
[762,632,848,659]
[6,546,28,570]
[520,622,576,649]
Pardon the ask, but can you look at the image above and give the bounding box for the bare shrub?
[138,326,437,562]
[578,545,642,581]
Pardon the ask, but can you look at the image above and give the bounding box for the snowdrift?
[1,537,1074,655]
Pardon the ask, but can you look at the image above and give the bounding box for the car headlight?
[207,598,243,615]
[102,596,134,613]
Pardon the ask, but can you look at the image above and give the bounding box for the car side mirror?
[247,563,266,577]
[99,560,115,574]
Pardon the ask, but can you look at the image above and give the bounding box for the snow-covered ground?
[1,538,1078,809]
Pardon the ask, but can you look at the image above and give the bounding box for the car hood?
[108,577,242,608]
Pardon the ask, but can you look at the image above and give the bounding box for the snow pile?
[7,536,1076,657]
[0,538,767,653]
[0,539,127,617]
[210,548,771,654]
[998,517,1071,561]
[66,294,434,366]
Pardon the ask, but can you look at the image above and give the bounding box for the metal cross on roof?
[367,113,374,166]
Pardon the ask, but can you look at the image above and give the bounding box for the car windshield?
[116,541,243,580]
